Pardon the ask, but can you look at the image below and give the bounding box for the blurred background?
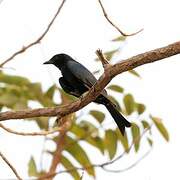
[0,0,180,179]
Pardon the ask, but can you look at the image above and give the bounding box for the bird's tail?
[104,101,131,135]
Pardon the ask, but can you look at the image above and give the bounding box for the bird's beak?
[43,60,52,65]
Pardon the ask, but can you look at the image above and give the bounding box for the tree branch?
[0,0,67,67]
[0,41,179,121]
[0,151,22,180]
[97,0,143,36]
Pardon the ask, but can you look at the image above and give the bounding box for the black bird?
[44,54,131,135]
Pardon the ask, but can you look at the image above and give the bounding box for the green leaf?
[128,70,141,78]
[111,36,126,42]
[28,157,38,177]
[90,110,105,123]
[147,137,153,147]
[131,123,141,152]
[0,72,30,86]
[107,95,121,110]
[123,94,135,115]
[104,49,119,60]
[33,117,49,130]
[136,103,146,115]
[80,120,98,134]
[70,123,104,154]
[86,136,104,154]
[0,93,19,107]
[116,128,129,153]
[61,155,81,180]
[45,85,56,100]
[104,129,118,159]
[151,116,169,141]
[13,97,28,110]
[141,120,150,130]
[65,135,95,176]
[107,85,124,93]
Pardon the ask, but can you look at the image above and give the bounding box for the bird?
[44,54,131,135]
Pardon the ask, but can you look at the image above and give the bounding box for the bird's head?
[43,53,71,69]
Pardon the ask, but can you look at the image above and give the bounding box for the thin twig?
[0,123,63,136]
[96,49,110,69]
[0,151,22,180]
[0,0,67,67]
[97,0,143,36]
[102,149,151,173]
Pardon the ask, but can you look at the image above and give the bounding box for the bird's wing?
[67,60,97,88]
[67,60,108,96]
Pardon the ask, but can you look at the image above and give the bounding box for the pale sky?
[0,0,180,179]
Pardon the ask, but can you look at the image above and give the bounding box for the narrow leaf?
[0,72,30,86]
[141,120,150,130]
[70,123,104,154]
[104,129,118,159]
[90,110,105,123]
[65,136,95,176]
[116,128,129,153]
[112,36,126,42]
[107,85,124,93]
[45,85,56,100]
[131,123,141,152]
[151,116,169,141]
[107,95,121,110]
[61,155,81,180]
[28,157,38,177]
[128,70,141,78]
[147,137,153,147]
[123,94,135,115]
[136,103,146,114]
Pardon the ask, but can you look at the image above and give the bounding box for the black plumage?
[44,54,131,135]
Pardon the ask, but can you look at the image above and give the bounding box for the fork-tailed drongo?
[44,54,131,135]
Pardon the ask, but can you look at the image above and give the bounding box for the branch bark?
[0,41,180,121]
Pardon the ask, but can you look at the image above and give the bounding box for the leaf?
[104,129,118,159]
[13,97,28,110]
[151,116,169,141]
[116,128,129,153]
[70,123,104,154]
[147,137,153,147]
[86,136,104,154]
[70,123,86,138]
[131,123,141,152]
[33,117,49,130]
[111,36,126,42]
[104,49,119,60]
[107,95,121,110]
[128,70,141,78]
[0,93,19,107]
[90,110,105,123]
[107,85,124,93]
[80,120,98,135]
[61,155,81,180]
[136,103,146,115]
[123,94,135,115]
[28,157,38,177]
[65,135,95,176]
[141,120,150,130]
[0,72,30,86]
[45,85,56,100]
